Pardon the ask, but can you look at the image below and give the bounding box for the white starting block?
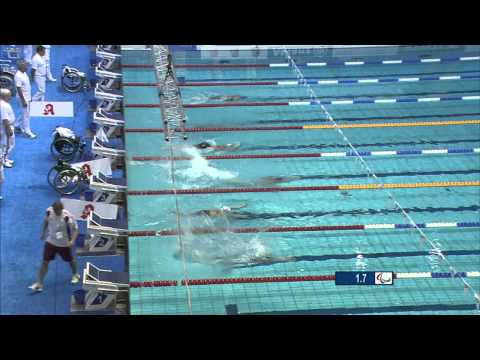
[96,45,121,59]
[71,262,129,314]
[95,84,123,101]
[96,99,122,112]
[93,109,124,138]
[91,136,125,160]
[83,211,128,256]
[89,171,126,204]
[94,77,123,101]
[87,211,128,238]
[77,232,126,256]
[95,57,122,79]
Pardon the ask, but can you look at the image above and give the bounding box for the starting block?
[71,262,129,314]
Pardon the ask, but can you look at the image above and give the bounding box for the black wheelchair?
[51,128,86,161]
[61,65,91,93]
[47,160,90,195]
[0,62,16,96]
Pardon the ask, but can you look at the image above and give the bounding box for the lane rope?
[123,74,480,87]
[127,181,480,196]
[122,55,480,69]
[124,119,480,133]
[131,147,480,161]
[282,46,480,308]
[125,95,480,109]
[127,221,480,237]
[129,271,480,288]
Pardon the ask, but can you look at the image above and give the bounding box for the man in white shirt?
[42,45,56,82]
[14,60,36,139]
[0,89,15,168]
[31,46,47,101]
[29,200,80,292]
[23,45,33,65]
[0,91,11,200]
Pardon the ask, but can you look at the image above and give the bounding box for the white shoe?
[48,78,57,82]
[29,283,44,292]
[3,160,13,168]
[71,273,81,284]
[25,132,37,139]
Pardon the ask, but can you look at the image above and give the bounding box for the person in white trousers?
[42,45,56,82]
[23,45,33,65]
[14,60,36,139]
[0,89,15,168]
[0,95,10,200]
[31,46,47,102]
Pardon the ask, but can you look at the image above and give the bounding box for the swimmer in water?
[224,175,302,188]
[209,94,247,102]
[194,140,240,151]
[173,250,295,267]
[257,176,302,185]
[192,203,249,218]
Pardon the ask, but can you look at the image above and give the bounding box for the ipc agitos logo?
[375,272,394,285]
[43,103,55,115]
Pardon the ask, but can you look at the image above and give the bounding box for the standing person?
[23,45,33,65]
[0,152,3,201]
[29,201,81,292]
[42,45,56,82]
[0,89,15,168]
[0,96,11,200]
[31,46,47,102]
[14,60,36,139]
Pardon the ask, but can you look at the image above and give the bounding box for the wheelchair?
[0,61,16,96]
[61,65,90,93]
[51,127,86,161]
[47,160,90,195]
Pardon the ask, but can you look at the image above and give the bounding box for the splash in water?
[188,93,209,104]
[176,146,237,184]
[176,215,269,266]
[355,253,368,270]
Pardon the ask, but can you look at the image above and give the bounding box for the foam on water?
[177,215,269,266]
[176,146,238,182]
[188,93,209,104]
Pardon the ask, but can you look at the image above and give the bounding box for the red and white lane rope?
[282,46,480,309]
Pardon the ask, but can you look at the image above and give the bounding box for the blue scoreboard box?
[335,271,394,285]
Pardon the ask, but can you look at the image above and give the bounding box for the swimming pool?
[122,45,480,315]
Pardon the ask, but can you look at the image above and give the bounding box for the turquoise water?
[123,46,480,315]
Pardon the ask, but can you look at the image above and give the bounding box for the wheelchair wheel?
[47,166,60,189]
[50,137,78,161]
[53,169,81,195]
[0,73,16,96]
[61,72,83,93]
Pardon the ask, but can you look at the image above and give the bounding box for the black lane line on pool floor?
[210,169,480,188]
[201,205,480,222]
[275,169,480,182]
[178,70,480,83]
[242,138,480,151]
[246,303,479,315]
[232,249,480,269]
[181,89,480,103]
[255,112,480,124]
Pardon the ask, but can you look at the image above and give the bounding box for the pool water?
[123,45,480,315]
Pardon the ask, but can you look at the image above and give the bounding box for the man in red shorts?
[29,201,80,292]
